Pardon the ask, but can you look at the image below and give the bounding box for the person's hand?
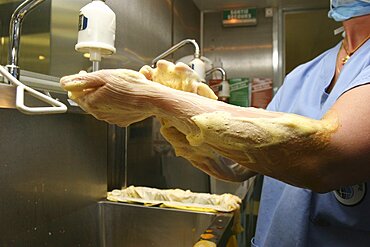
[60,60,217,127]
[141,61,255,181]
[60,69,156,127]
[139,60,217,100]
[60,63,255,182]
[160,118,256,182]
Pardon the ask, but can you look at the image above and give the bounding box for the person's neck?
[343,14,370,51]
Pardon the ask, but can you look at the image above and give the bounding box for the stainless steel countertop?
[0,70,85,114]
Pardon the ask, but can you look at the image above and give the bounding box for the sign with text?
[223,8,257,27]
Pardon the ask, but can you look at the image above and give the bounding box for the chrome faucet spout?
[206,67,227,81]
[7,0,46,80]
[151,39,200,67]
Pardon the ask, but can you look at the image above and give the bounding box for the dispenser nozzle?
[75,0,116,71]
[89,48,101,72]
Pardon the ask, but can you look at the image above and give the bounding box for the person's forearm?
[159,118,257,182]
[60,69,340,190]
[151,88,338,191]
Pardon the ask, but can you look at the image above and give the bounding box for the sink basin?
[98,201,233,247]
[0,200,233,246]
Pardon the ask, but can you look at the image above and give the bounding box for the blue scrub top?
[253,40,370,247]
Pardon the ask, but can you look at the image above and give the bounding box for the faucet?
[6,0,46,81]
[151,39,200,66]
[151,39,206,81]
[206,67,230,102]
[206,67,227,81]
[0,0,67,114]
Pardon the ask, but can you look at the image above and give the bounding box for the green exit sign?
[223,8,257,27]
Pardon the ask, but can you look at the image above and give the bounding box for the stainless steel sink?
[0,200,233,246]
[98,201,234,247]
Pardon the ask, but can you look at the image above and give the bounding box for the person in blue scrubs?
[253,1,370,246]
[60,1,370,246]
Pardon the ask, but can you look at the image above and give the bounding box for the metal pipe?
[200,11,204,57]
[7,0,46,80]
[123,127,128,188]
[206,67,227,81]
[151,39,200,67]
[92,61,100,72]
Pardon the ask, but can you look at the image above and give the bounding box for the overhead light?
[38,55,46,60]
[83,53,90,58]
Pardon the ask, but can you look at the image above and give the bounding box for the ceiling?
[192,0,329,11]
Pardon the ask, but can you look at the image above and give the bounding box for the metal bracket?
[0,65,67,114]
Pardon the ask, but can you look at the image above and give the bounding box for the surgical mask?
[328,0,370,21]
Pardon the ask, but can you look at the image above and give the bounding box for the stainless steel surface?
[272,7,284,88]
[54,0,176,73]
[202,6,271,197]
[195,214,234,246]
[194,0,331,89]
[92,60,100,72]
[99,201,233,247]
[203,8,273,79]
[127,117,210,192]
[102,0,172,71]
[0,2,214,245]
[123,127,128,188]
[0,0,22,4]
[0,108,108,245]
[19,69,64,93]
[0,82,84,113]
[206,67,226,80]
[7,0,46,80]
[152,39,200,66]
[2,0,199,76]
[120,1,209,192]
[2,0,208,190]
[193,0,329,11]
[0,83,15,108]
[0,1,51,74]
[0,70,84,113]
[107,125,127,190]
[173,0,201,61]
[49,0,91,77]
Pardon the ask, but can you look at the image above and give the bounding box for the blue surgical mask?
[328,0,370,21]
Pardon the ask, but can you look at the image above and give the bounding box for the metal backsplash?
[0,0,51,74]
[125,1,211,192]
[0,109,108,245]
[49,0,91,76]
[50,0,172,75]
[102,0,172,70]
[0,0,207,245]
[203,8,273,79]
[193,0,329,11]
[21,0,206,192]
